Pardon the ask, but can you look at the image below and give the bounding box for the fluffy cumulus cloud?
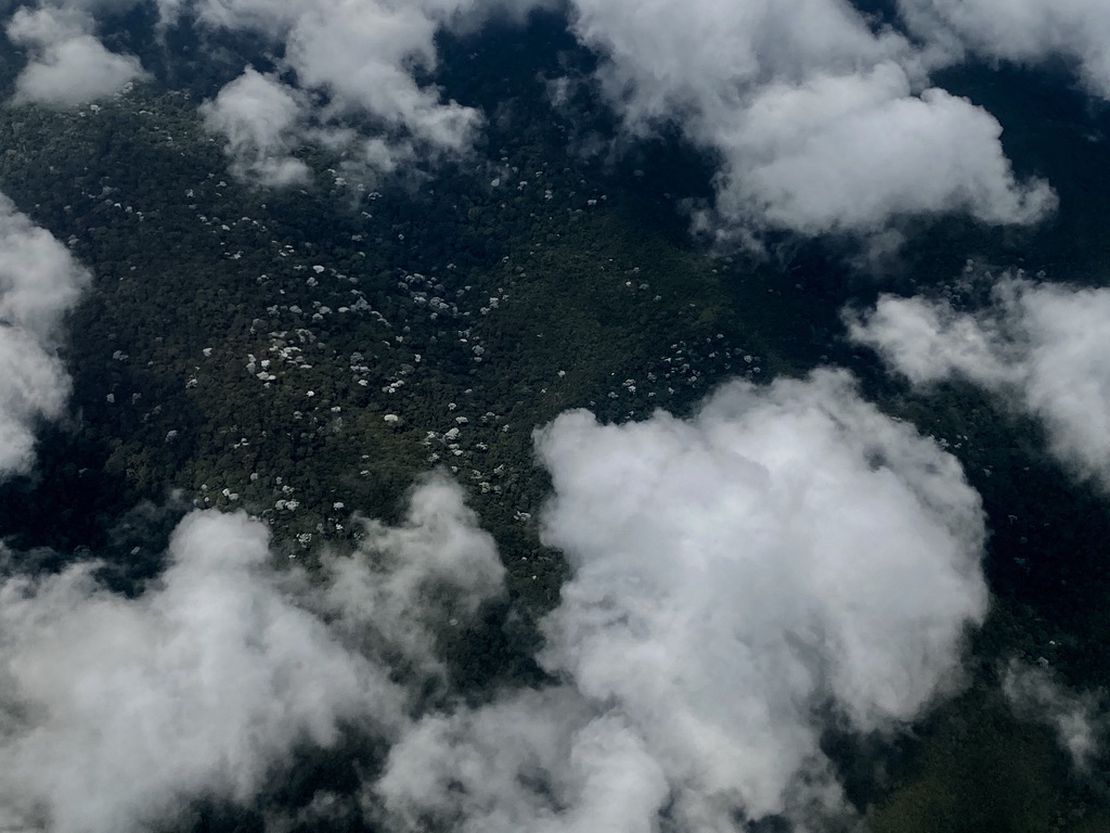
[0,194,90,478]
[198,69,312,187]
[898,0,1110,99]
[377,371,989,831]
[562,0,1054,242]
[6,4,147,107]
[1003,660,1104,769]
[0,476,504,833]
[848,277,1110,490]
[713,65,1054,236]
[181,0,551,185]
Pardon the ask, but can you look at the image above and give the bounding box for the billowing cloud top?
[0,511,402,833]
[0,193,90,477]
[378,371,989,831]
[848,278,1110,491]
[0,477,505,833]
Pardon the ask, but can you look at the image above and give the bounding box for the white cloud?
[7,6,147,107]
[562,0,1053,242]
[848,277,1110,491]
[570,0,912,126]
[0,196,89,340]
[0,477,504,833]
[377,370,989,831]
[0,511,401,833]
[1,0,554,178]
[1003,659,1104,769]
[279,1,477,153]
[711,64,1055,236]
[899,0,1110,100]
[199,69,312,187]
[0,328,70,478]
[0,193,90,478]
[319,472,506,675]
[378,687,670,833]
[184,0,550,183]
